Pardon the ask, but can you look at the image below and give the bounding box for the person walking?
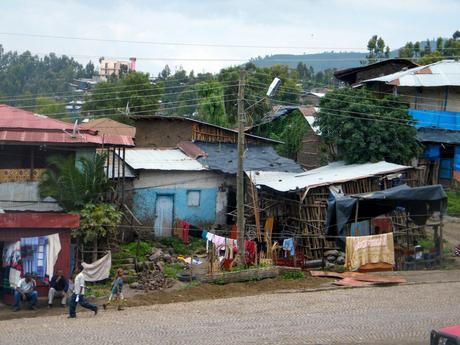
[103,268,125,311]
[68,264,98,318]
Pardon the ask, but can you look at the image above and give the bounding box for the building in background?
[99,57,137,80]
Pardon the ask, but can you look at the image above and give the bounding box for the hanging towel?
[345,233,395,271]
[9,268,21,288]
[82,252,112,282]
[282,238,295,257]
[46,233,62,278]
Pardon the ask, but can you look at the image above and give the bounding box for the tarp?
[82,251,111,282]
[422,144,441,161]
[326,184,447,243]
[417,127,460,145]
[455,146,460,172]
[410,109,460,131]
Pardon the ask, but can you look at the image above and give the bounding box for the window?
[187,190,200,207]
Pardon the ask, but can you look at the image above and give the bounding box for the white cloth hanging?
[82,252,112,282]
[46,233,61,278]
[9,268,21,288]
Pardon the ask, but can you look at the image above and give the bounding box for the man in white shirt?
[68,264,98,318]
[14,273,38,311]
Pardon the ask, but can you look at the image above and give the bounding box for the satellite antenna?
[266,77,281,97]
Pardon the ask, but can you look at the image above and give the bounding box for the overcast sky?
[0,0,459,75]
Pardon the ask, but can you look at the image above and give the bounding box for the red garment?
[244,240,256,264]
[182,221,190,244]
[230,224,237,240]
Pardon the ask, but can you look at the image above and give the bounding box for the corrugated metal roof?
[124,148,206,171]
[0,104,134,146]
[0,182,62,212]
[247,161,411,192]
[363,60,460,87]
[195,142,303,174]
[417,127,460,144]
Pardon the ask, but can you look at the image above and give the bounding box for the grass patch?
[447,190,460,217]
[163,263,184,279]
[282,271,305,280]
[159,237,206,256]
[86,281,112,298]
[112,241,155,263]
[180,281,201,289]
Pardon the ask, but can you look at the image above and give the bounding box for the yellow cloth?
[345,233,395,271]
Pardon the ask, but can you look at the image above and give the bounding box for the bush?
[163,263,184,279]
[159,237,206,255]
[447,190,460,217]
[282,271,305,280]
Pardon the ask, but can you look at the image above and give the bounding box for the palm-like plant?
[39,153,111,212]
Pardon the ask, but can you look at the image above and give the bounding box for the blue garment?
[201,231,208,240]
[14,290,38,309]
[350,221,370,236]
[111,277,124,295]
[282,238,295,257]
[69,293,97,317]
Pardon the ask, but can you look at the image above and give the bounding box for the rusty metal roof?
[0,104,134,147]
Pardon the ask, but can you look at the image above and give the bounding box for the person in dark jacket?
[48,269,69,308]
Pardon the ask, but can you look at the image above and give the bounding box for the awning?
[326,184,447,242]
[0,212,80,229]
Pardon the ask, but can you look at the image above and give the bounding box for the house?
[300,90,327,106]
[245,161,419,265]
[246,106,324,169]
[333,58,418,86]
[126,115,302,237]
[0,104,134,304]
[82,118,136,138]
[361,60,460,186]
[99,58,136,80]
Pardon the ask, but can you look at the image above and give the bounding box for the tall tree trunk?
[92,238,98,262]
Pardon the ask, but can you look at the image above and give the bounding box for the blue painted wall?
[133,186,218,226]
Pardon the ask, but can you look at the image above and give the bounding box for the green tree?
[366,35,390,64]
[119,72,162,116]
[195,80,227,126]
[314,88,421,164]
[35,96,66,119]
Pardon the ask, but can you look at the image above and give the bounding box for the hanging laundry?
[46,233,61,278]
[350,220,370,236]
[282,238,295,257]
[181,221,190,244]
[201,230,208,240]
[2,241,21,268]
[345,233,395,271]
[244,240,256,264]
[9,267,21,288]
[82,252,112,282]
[230,224,238,240]
[212,235,226,250]
[372,217,393,234]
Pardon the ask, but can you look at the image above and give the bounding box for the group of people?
[13,265,125,318]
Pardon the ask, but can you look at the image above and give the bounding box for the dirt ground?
[0,275,328,321]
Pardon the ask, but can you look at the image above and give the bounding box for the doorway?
[154,195,174,237]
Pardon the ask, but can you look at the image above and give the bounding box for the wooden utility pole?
[237,70,246,263]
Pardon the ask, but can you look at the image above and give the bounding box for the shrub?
[282,271,305,280]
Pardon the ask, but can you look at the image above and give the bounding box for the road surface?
[0,281,459,345]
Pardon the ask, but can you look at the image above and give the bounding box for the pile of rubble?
[323,250,345,269]
[129,248,181,291]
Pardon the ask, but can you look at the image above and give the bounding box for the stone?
[156,261,164,272]
[129,282,139,289]
[163,254,173,263]
[324,250,339,257]
[325,262,335,270]
[327,255,336,262]
[149,248,163,262]
[336,256,345,265]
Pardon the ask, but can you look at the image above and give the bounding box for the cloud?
[0,0,458,74]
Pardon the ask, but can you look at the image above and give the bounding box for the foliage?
[74,203,122,244]
[180,281,201,289]
[195,80,227,126]
[314,88,421,164]
[83,71,162,122]
[365,35,390,64]
[85,281,111,298]
[399,30,460,64]
[282,271,305,280]
[35,96,66,119]
[253,110,309,159]
[159,237,206,256]
[447,189,460,217]
[163,263,184,279]
[38,154,111,212]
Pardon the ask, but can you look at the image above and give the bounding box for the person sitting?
[14,273,38,311]
[48,269,69,308]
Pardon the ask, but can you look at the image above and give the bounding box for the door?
[440,158,453,180]
[154,195,174,237]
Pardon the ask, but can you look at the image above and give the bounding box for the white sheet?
[82,252,112,282]
[46,233,61,278]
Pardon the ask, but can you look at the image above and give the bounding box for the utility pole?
[237,70,246,263]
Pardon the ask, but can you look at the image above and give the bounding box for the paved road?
[1,282,459,345]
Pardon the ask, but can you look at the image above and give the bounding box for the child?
[103,268,125,311]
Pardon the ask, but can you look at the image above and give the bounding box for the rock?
[168,247,174,255]
[129,282,139,289]
[156,261,164,272]
[327,255,337,262]
[149,248,163,262]
[324,250,339,257]
[325,262,335,270]
[163,254,173,263]
[336,256,345,265]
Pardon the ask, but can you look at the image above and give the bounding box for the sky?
[0,0,459,76]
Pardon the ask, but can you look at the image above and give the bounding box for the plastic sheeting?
[455,147,460,172]
[326,184,447,244]
[422,144,441,161]
[410,109,460,130]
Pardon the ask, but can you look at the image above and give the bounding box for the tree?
[366,35,390,64]
[35,96,66,119]
[314,88,421,164]
[195,80,227,126]
[119,72,162,116]
[38,153,121,261]
[84,61,95,78]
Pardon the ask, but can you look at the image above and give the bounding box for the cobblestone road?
[1,282,459,345]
